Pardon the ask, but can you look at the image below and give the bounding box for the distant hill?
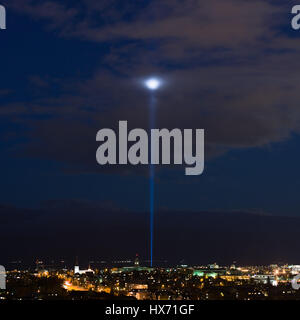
[0,201,299,266]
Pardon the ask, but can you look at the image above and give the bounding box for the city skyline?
[3,257,300,301]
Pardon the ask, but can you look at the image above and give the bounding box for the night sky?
[1,1,300,266]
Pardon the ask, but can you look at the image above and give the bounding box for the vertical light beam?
[149,93,156,268]
[144,77,161,268]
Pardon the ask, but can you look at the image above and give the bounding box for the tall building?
[134,254,140,267]
[74,256,80,274]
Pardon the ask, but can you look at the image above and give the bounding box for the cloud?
[2,0,300,175]
[4,0,78,29]
[14,57,300,175]
[5,1,286,50]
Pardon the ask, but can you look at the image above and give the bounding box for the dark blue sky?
[1,1,299,215]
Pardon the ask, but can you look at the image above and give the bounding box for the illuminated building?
[111,255,152,274]
[134,254,140,267]
[74,257,94,275]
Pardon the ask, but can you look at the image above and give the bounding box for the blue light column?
[149,93,156,268]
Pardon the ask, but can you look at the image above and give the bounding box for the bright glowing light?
[63,281,71,290]
[145,78,161,90]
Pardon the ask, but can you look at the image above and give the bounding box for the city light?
[2,260,298,301]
